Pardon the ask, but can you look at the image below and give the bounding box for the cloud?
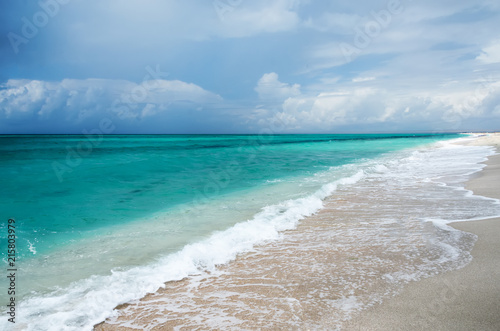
[0,78,223,132]
[255,72,301,101]
[216,0,301,38]
[303,1,500,71]
[59,0,301,45]
[254,76,500,132]
[476,39,500,64]
[352,76,376,83]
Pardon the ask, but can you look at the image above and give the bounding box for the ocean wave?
[2,172,366,331]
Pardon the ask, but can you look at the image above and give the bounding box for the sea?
[0,134,499,330]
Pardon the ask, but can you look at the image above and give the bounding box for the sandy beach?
[344,133,500,330]
[95,133,500,330]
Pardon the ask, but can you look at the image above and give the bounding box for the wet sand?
[344,133,500,330]
[96,189,455,330]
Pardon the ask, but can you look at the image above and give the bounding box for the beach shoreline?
[344,133,500,330]
[94,133,500,330]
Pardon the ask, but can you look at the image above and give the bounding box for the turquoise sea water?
[2,133,484,329]
[1,134,457,259]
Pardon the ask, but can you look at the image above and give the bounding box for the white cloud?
[476,40,500,64]
[255,72,301,101]
[307,42,353,70]
[0,78,222,122]
[256,78,500,132]
[217,1,301,38]
[141,79,223,104]
[352,77,376,83]
[303,1,500,72]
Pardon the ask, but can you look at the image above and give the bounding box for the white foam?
[26,240,37,255]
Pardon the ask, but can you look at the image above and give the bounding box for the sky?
[0,0,499,134]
